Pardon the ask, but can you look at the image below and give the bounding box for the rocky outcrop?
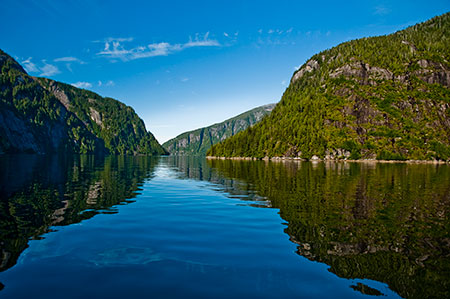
[0,107,43,153]
[330,61,393,85]
[292,59,319,83]
[45,79,71,109]
[414,59,450,87]
[328,58,450,87]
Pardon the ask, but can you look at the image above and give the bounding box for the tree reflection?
[201,159,450,299]
[0,154,159,273]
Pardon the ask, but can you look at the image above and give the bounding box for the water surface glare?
[0,155,448,298]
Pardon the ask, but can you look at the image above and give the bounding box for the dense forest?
[163,104,275,155]
[0,50,167,155]
[208,13,450,161]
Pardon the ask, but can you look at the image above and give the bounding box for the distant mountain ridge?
[0,49,167,155]
[163,104,275,156]
[208,13,450,161]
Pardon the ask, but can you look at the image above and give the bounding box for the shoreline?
[206,156,450,164]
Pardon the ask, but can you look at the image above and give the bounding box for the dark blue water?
[0,155,448,298]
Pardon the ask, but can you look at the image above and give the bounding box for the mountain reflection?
[168,157,450,299]
[0,154,159,273]
[1,156,449,298]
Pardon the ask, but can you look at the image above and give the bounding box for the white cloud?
[54,56,85,63]
[97,33,220,61]
[97,80,114,87]
[98,39,132,59]
[258,29,263,34]
[40,62,60,76]
[131,42,171,59]
[181,32,220,49]
[21,58,61,76]
[181,78,189,82]
[224,32,229,37]
[104,37,134,43]
[374,5,390,15]
[53,56,86,72]
[281,80,287,86]
[71,81,92,89]
[21,57,39,73]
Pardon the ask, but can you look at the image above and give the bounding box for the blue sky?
[1,1,448,143]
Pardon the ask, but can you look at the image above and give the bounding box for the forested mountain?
[208,13,450,161]
[163,104,275,156]
[0,49,167,155]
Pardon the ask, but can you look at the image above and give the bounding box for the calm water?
[0,155,449,298]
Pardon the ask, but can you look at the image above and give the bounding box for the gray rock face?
[414,59,450,87]
[292,59,319,83]
[0,108,42,153]
[330,62,393,85]
[163,103,276,156]
[47,80,71,109]
[328,58,450,87]
[89,107,102,127]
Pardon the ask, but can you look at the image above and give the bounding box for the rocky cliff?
[0,49,167,155]
[208,13,450,161]
[163,104,275,155]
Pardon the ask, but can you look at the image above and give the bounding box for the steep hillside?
[0,49,167,155]
[208,13,450,161]
[163,104,275,155]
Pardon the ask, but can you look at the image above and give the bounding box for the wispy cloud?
[54,56,85,63]
[222,31,239,46]
[182,32,219,48]
[21,57,39,73]
[97,33,220,61]
[98,80,115,87]
[374,5,390,15]
[20,57,60,76]
[40,61,60,76]
[72,81,92,89]
[181,77,189,82]
[54,56,85,72]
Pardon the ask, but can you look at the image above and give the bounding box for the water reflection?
[168,157,450,299]
[1,155,449,298]
[0,154,159,274]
